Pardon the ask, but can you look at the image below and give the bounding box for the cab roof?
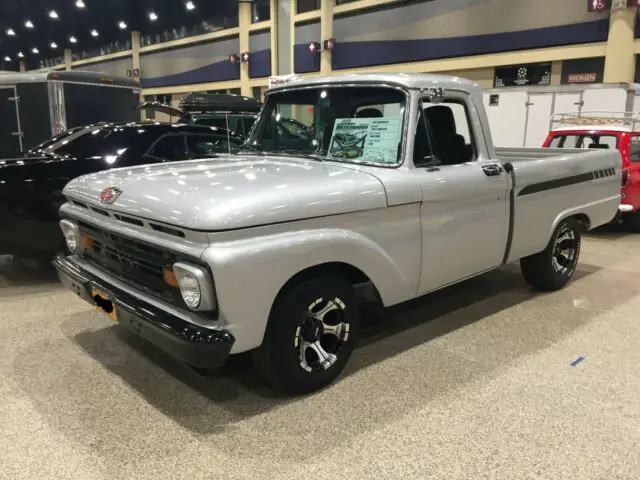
[266,73,482,93]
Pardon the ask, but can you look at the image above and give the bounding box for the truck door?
[413,94,509,295]
[0,86,23,156]
[552,92,583,118]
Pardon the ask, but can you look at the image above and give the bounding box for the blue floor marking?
[570,356,586,367]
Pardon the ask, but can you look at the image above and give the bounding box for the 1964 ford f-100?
[53,73,621,394]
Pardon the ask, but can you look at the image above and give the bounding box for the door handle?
[482,164,503,176]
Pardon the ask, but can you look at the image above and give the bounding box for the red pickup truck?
[543,112,640,231]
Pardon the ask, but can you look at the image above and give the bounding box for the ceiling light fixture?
[186,1,196,10]
[4,56,11,62]
[90,29,99,37]
[32,47,39,54]
[49,10,59,19]
[69,36,77,44]
[50,42,58,49]
[17,52,24,58]
[75,0,86,8]
[149,11,158,21]
[118,20,127,30]
[24,20,34,29]
[6,28,15,36]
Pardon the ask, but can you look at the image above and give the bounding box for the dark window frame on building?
[493,62,552,88]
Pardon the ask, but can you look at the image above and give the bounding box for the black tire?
[625,211,640,233]
[520,217,581,291]
[252,276,359,395]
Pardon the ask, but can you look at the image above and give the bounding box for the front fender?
[201,227,418,353]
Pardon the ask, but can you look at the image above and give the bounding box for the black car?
[0,122,244,260]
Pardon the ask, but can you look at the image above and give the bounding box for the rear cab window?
[547,133,619,150]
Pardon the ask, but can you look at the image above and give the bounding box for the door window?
[149,135,187,161]
[417,100,476,166]
[630,136,640,163]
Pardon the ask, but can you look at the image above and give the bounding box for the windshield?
[547,133,619,150]
[247,85,407,165]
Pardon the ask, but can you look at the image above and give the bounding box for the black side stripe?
[518,168,616,197]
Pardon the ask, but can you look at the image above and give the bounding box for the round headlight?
[174,268,202,309]
[172,262,216,311]
[59,219,79,253]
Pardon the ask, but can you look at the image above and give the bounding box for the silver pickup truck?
[53,73,621,394]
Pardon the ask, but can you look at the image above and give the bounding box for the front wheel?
[252,276,359,395]
[520,218,581,291]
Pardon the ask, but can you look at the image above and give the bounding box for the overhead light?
[49,10,59,19]
[69,36,77,44]
[4,56,11,62]
[149,11,158,21]
[118,20,127,30]
[17,52,24,58]
[6,28,15,36]
[75,0,86,8]
[90,29,99,37]
[32,47,39,54]
[186,1,196,10]
[24,20,34,29]
[50,42,58,49]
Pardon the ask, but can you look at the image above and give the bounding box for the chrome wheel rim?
[552,225,578,274]
[294,296,350,373]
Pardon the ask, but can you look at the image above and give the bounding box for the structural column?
[64,49,73,71]
[131,31,143,119]
[239,1,252,97]
[603,6,637,83]
[19,60,26,72]
[320,0,335,75]
[274,0,294,75]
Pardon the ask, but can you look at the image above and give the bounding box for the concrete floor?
[0,227,639,480]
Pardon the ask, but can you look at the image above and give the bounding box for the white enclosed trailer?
[482,83,640,148]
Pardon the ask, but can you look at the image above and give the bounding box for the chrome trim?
[619,204,633,212]
[173,262,218,312]
[254,82,411,168]
[59,218,81,253]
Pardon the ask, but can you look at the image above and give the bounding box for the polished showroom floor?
[0,226,639,480]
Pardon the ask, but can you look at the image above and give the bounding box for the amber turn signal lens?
[80,235,92,250]
[163,268,179,287]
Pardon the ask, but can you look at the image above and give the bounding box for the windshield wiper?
[275,149,325,161]
[236,143,264,154]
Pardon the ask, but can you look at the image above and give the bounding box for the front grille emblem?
[100,187,122,204]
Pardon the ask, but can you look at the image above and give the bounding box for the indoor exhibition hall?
[1,0,639,478]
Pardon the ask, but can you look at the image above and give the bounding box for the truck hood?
[63,156,388,231]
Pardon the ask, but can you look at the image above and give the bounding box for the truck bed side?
[496,147,621,262]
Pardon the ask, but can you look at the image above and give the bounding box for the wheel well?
[571,214,591,232]
[275,262,381,305]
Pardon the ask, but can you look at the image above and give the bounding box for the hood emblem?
[100,187,122,204]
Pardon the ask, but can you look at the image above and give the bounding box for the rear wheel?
[625,210,640,233]
[252,276,359,395]
[520,218,581,291]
